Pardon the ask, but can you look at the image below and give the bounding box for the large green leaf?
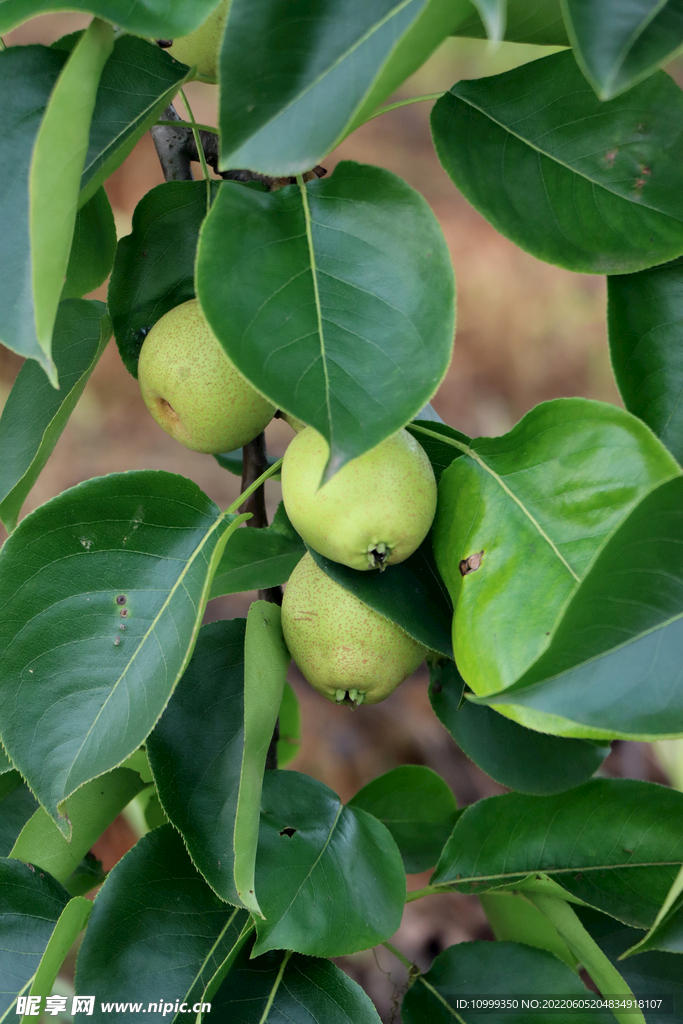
[10,769,145,884]
[455,0,569,43]
[0,471,247,829]
[217,0,475,176]
[480,475,683,739]
[608,257,683,464]
[211,944,382,1023]
[29,19,114,383]
[0,299,109,533]
[427,399,679,702]
[0,773,39,856]
[0,859,71,1018]
[74,825,250,1024]
[209,502,305,598]
[62,188,116,300]
[401,941,614,1024]
[0,0,223,36]
[349,765,458,873]
[429,779,683,931]
[197,163,455,479]
[430,673,610,794]
[563,0,683,100]
[432,50,683,274]
[309,537,453,658]
[108,181,218,377]
[253,770,405,957]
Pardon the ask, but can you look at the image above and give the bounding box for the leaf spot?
[116,595,127,605]
[459,551,483,576]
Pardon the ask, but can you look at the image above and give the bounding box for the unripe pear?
[282,553,427,706]
[168,0,230,81]
[137,299,275,454]
[281,427,437,570]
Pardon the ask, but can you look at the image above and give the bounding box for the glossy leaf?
[197,162,455,478]
[235,602,290,917]
[63,188,116,300]
[28,897,91,1004]
[432,50,683,274]
[430,779,683,931]
[0,471,247,829]
[0,299,109,533]
[0,859,71,1017]
[74,825,250,1023]
[78,34,193,206]
[349,765,457,873]
[401,940,613,1024]
[608,257,683,464]
[563,0,683,100]
[147,619,247,906]
[428,399,679,702]
[209,502,305,599]
[455,0,569,44]
[0,0,223,36]
[109,181,218,377]
[431,682,610,794]
[624,863,683,955]
[0,773,39,856]
[29,19,114,382]
[64,852,106,898]
[10,769,145,884]
[276,682,301,768]
[212,944,382,1023]
[217,0,465,175]
[480,475,683,740]
[253,770,405,957]
[309,537,453,659]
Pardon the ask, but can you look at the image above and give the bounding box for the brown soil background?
[1,16,677,1020]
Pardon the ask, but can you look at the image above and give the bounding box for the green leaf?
[62,188,116,300]
[0,471,247,830]
[147,620,247,905]
[623,862,683,955]
[471,0,507,40]
[276,682,301,768]
[212,943,382,1023]
[0,1,224,36]
[64,852,106,898]
[432,49,683,274]
[427,399,679,703]
[0,773,39,857]
[253,769,405,957]
[234,601,289,917]
[218,0,472,175]
[608,257,683,464]
[10,769,145,884]
[196,162,455,478]
[431,677,610,794]
[309,537,453,659]
[74,825,250,1024]
[209,502,305,599]
[407,420,470,484]
[108,181,218,377]
[349,765,458,873]
[214,450,281,478]
[563,0,683,100]
[480,891,578,968]
[455,0,569,44]
[401,940,614,1024]
[480,475,683,739]
[28,897,91,1006]
[430,779,683,931]
[0,859,71,1018]
[79,35,193,206]
[0,299,109,533]
[29,19,114,383]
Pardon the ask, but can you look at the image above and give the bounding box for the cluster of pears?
[137,299,437,707]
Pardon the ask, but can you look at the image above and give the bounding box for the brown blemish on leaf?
[459,551,484,576]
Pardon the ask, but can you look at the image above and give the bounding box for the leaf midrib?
[435,858,683,889]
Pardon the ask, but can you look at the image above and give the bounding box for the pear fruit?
[281,427,437,570]
[137,299,275,454]
[282,553,427,706]
[168,0,230,80]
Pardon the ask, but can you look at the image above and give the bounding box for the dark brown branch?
[150,105,194,181]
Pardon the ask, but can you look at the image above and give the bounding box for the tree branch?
[150,104,194,182]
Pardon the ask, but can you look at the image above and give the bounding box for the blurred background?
[2,15,681,1021]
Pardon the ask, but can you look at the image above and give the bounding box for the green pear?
[281,427,437,570]
[137,299,275,454]
[282,553,427,706]
[168,0,231,81]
